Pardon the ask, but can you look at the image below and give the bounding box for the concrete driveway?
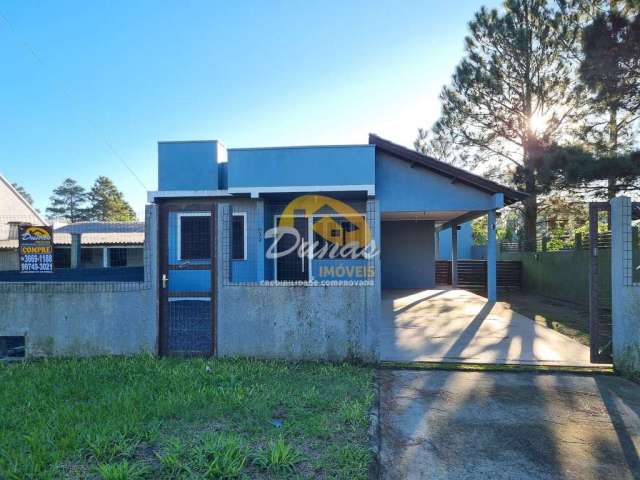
[381,289,595,367]
[377,370,640,480]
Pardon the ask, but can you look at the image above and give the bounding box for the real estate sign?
[19,225,54,273]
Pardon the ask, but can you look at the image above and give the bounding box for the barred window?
[109,248,128,267]
[232,213,246,260]
[179,214,211,261]
[81,248,103,268]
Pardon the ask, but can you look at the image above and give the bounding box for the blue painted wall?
[230,201,260,283]
[438,221,474,260]
[159,141,221,191]
[375,151,495,212]
[227,145,375,189]
[381,220,435,289]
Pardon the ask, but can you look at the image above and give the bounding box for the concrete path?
[377,370,640,480]
[381,289,595,367]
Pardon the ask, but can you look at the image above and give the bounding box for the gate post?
[611,196,640,375]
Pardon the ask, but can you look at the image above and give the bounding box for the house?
[52,222,144,269]
[0,174,48,271]
[148,134,526,359]
[0,174,144,272]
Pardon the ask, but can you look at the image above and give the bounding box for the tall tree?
[577,3,640,197]
[86,176,136,221]
[46,178,89,222]
[11,182,34,205]
[421,0,581,250]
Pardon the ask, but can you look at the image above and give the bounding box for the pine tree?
[46,178,89,222]
[577,2,640,197]
[421,0,581,250]
[86,176,136,221]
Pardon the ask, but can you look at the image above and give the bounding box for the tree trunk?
[607,107,618,200]
[523,189,537,252]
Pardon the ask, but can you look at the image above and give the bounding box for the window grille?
[276,216,309,281]
[232,214,246,260]
[180,216,211,260]
[109,248,128,267]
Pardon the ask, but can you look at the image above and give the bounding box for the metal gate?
[158,200,217,357]
[588,202,612,364]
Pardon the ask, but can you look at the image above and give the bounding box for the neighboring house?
[0,174,143,271]
[147,134,526,358]
[0,174,48,271]
[52,222,144,269]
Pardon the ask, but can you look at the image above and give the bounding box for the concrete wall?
[215,202,380,362]
[381,220,435,289]
[611,197,640,376]
[0,205,158,358]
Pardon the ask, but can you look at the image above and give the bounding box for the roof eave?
[368,134,528,205]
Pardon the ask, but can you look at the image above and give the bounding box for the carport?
[372,135,527,302]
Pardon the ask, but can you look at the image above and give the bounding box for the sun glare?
[528,111,547,134]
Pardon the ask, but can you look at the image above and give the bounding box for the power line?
[0,11,149,191]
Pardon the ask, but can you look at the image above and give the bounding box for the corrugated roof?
[0,221,144,249]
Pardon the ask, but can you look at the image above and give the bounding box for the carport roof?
[369,134,528,205]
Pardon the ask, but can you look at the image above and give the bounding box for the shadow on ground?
[377,369,640,480]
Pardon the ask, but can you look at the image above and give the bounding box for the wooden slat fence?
[435,260,522,291]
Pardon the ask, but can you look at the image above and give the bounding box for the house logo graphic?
[20,226,52,242]
[264,195,378,281]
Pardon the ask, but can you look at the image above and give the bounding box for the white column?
[70,233,81,269]
[451,225,458,288]
[487,210,497,302]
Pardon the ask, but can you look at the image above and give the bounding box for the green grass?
[0,355,374,479]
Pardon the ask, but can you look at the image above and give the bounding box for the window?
[275,215,309,281]
[80,248,103,268]
[109,248,128,267]
[53,248,71,269]
[232,213,246,260]
[179,214,211,261]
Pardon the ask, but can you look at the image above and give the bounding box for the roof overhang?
[369,134,528,206]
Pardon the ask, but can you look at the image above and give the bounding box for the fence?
[0,214,150,292]
[499,222,639,304]
[435,260,522,292]
[499,230,621,253]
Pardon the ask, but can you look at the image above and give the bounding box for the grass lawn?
[499,291,590,346]
[0,356,374,479]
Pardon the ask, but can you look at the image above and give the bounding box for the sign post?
[18,225,54,273]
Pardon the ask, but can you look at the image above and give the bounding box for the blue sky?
[0,1,500,216]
